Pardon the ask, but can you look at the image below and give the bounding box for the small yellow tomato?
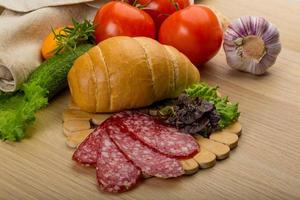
[41,27,70,60]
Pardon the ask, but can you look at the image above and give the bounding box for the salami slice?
[72,126,103,165]
[113,111,199,158]
[106,121,184,178]
[96,130,141,193]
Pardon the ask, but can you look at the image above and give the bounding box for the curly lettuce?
[185,82,240,129]
[0,84,48,141]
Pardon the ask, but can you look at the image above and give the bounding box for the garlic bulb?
[223,16,281,75]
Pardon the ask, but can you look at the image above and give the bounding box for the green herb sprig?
[52,18,95,55]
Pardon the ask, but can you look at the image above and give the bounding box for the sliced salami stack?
[72,111,199,193]
[112,111,199,158]
[96,128,141,192]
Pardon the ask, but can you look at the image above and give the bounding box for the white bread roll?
[68,36,200,113]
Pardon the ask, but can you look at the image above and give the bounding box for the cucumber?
[25,44,93,99]
[0,44,93,141]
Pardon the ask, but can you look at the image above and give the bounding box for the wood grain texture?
[0,0,300,199]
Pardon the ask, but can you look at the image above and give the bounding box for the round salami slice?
[72,127,103,166]
[113,111,199,158]
[72,117,120,165]
[96,130,141,193]
[106,121,184,178]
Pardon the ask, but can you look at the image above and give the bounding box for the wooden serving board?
[62,102,242,175]
[1,0,300,199]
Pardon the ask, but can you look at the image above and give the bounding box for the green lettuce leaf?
[0,84,48,141]
[185,83,240,129]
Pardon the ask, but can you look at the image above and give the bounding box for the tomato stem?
[169,0,180,10]
[134,0,151,9]
[132,0,137,6]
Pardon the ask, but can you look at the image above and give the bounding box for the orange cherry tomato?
[41,27,69,60]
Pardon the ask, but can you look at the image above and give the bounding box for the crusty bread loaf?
[68,36,200,113]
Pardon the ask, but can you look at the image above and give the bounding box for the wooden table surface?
[1,0,300,199]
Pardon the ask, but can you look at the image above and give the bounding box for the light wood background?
[1,0,300,199]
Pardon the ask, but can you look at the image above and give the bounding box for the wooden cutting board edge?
[62,101,242,176]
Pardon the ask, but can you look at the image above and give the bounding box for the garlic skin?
[223,16,281,75]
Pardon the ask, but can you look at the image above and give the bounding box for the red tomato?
[136,0,190,30]
[159,5,223,65]
[93,1,156,43]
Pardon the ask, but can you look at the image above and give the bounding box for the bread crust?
[68,53,96,112]
[68,36,200,113]
[87,46,110,112]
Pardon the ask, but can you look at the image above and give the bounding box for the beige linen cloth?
[0,0,105,92]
